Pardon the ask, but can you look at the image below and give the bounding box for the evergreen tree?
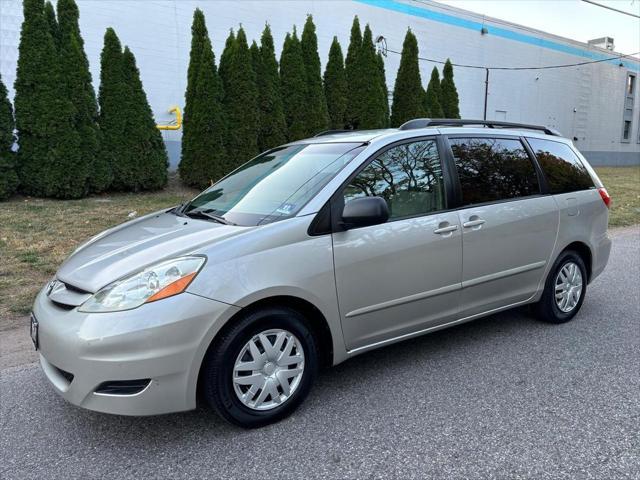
[424,67,444,118]
[280,29,307,141]
[14,0,85,198]
[323,36,347,130]
[377,52,390,127]
[98,28,127,190]
[57,0,106,192]
[300,15,328,135]
[250,40,260,74]
[0,74,18,200]
[255,24,287,151]
[183,9,206,137]
[180,8,228,188]
[356,25,387,129]
[43,1,59,45]
[121,46,168,190]
[221,27,259,170]
[344,16,362,129]
[440,59,460,118]
[390,29,426,127]
[218,29,235,87]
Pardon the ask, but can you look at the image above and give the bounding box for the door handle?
[463,218,486,228]
[434,224,458,235]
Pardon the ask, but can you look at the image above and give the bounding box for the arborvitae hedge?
[97,28,125,190]
[344,16,362,129]
[122,46,168,190]
[323,36,347,130]
[441,59,460,119]
[424,67,444,118]
[57,0,105,193]
[356,25,388,129]
[14,0,85,199]
[218,29,235,89]
[0,74,18,200]
[390,28,426,127]
[222,27,259,170]
[280,29,307,141]
[377,52,390,128]
[44,1,59,44]
[180,9,228,188]
[300,15,328,136]
[255,24,287,151]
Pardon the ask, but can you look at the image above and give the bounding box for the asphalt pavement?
[1,227,638,479]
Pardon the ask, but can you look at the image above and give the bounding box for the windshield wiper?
[184,209,236,226]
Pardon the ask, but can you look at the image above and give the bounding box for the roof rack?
[398,118,561,136]
[314,129,353,137]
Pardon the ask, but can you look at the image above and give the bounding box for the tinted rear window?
[526,138,594,194]
[449,137,540,206]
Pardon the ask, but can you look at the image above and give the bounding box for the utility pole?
[483,68,489,120]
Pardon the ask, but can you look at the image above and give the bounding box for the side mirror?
[341,196,389,229]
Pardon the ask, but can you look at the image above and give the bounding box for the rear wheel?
[202,307,318,428]
[534,250,587,324]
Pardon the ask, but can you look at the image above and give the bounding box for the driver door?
[331,138,462,351]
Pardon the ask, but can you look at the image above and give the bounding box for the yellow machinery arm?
[156,106,182,130]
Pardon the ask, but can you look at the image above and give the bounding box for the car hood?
[56,210,248,293]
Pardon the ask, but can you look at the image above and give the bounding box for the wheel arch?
[195,294,335,403]
[561,241,593,281]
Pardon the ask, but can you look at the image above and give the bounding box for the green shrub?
[280,28,307,141]
[424,66,444,118]
[14,0,86,199]
[441,59,460,118]
[301,16,328,136]
[390,28,426,127]
[57,0,105,193]
[221,28,259,170]
[0,74,18,200]
[255,24,287,151]
[323,37,347,130]
[179,9,227,189]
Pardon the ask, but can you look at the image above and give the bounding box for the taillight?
[598,187,611,209]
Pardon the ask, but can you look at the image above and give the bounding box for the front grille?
[49,300,76,311]
[94,379,151,396]
[61,281,91,295]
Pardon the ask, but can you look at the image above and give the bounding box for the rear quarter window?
[526,138,594,194]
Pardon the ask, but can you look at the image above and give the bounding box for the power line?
[581,0,640,19]
[384,48,640,71]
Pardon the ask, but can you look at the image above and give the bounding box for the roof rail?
[398,118,561,136]
[314,129,352,137]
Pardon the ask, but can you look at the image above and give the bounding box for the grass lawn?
[0,176,199,330]
[0,168,638,331]
[596,167,640,227]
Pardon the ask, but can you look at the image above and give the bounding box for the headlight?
[79,256,205,313]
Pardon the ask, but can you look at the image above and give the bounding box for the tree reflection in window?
[343,140,445,219]
[450,137,540,206]
[526,138,594,194]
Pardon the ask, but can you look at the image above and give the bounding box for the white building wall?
[1,0,638,167]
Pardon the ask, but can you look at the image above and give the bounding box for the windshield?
[181,143,365,226]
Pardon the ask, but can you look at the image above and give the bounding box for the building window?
[622,73,635,143]
[627,74,636,95]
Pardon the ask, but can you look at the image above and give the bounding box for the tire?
[202,306,318,428]
[534,250,587,324]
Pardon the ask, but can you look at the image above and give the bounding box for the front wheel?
[202,307,318,428]
[534,250,587,324]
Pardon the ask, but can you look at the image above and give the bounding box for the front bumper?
[33,288,239,415]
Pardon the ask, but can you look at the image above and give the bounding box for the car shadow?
[52,304,563,445]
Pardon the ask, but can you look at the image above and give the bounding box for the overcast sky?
[436,0,640,55]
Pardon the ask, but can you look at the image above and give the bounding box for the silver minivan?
[32,119,611,428]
